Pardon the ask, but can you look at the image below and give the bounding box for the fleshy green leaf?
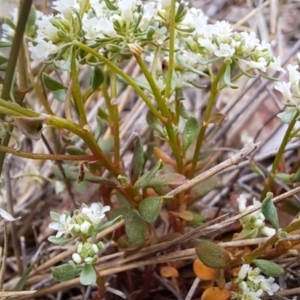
[124,209,148,247]
[0,55,8,66]
[253,259,284,277]
[179,103,193,119]
[146,111,165,136]
[278,108,296,124]
[195,242,231,269]
[223,62,239,89]
[48,235,76,245]
[42,73,66,102]
[103,0,118,10]
[65,145,87,155]
[79,264,97,285]
[130,135,144,184]
[182,117,200,156]
[134,160,164,189]
[138,197,162,223]
[92,66,104,91]
[261,192,279,230]
[50,211,60,222]
[146,173,187,188]
[52,264,80,282]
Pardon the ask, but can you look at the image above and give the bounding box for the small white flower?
[139,2,158,30]
[260,276,280,295]
[268,56,285,73]
[119,0,136,23]
[260,226,276,237]
[72,253,82,264]
[52,0,79,18]
[237,194,248,213]
[247,267,264,284]
[158,0,171,9]
[153,26,167,45]
[274,81,293,101]
[242,57,268,72]
[92,244,99,254]
[36,14,59,41]
[198,37,216,54]
[238,264,251,280]
[28,39,59,62]
[81,203,110,225]
[287,64,300,87]
[214,43,235,58]
[80,220,92,234]
[49,213,74,237]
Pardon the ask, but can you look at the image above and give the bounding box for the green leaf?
[253,259,284,277]
[130,135,144,184]
[175,2,187,23]
[79,264,97,285]
[182,117,200,156]
[65,145,87,155]
[103,0,118,10]
[0,54,8,66]
[189,176,219,198]
[195,242,231,269]
[124,209,148,247]
[223,62,239,89]
[134,160,164,189]
[146,173,187,188]
[50,211,60,222]
[278,108,296,124]
[261,192,279,230]
[138,197,162,223]
[52,264,81,282]
[0,41,12,48]
[276,172,294,183]
[48,235,76,245]
[178,103,193,119]
[42,73,66,101]
[146,111,165,136]
[92,66,104,90]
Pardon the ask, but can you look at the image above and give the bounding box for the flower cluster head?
[49,202,110,238]
[237,194,276,238]
[232,264,279,300]
[1,0,283,94]
[72,241,104,265]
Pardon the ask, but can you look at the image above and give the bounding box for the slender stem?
[188,63,226,179]
[70,46,88,125]
[134,54,184,173]
[47,115,123,177]
[260,109,299,200]
[74,41,164,122]
[110,71,120,167]
[0,145,98,161]
[0,98,39,117]
[0,0,33,175]
[164,0,176,100]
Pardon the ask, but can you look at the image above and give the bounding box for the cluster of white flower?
[72,241,104,265]
[275,64,300,102]
[49,202,110,264]
[237,194,276,238]
[1,0,283,81]
[49,202,110,238]
[232,264,279,300]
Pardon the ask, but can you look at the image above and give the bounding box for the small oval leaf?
[125,209,148,247]
[253,259,284,277]
[48,235,76,245]
[52,264,80,282]
[195,242,231,269]
[261,192,279,230]
[130,135,144,184]
[182,117,200,156]
[79,264,97,285]
[138,197,162,223]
